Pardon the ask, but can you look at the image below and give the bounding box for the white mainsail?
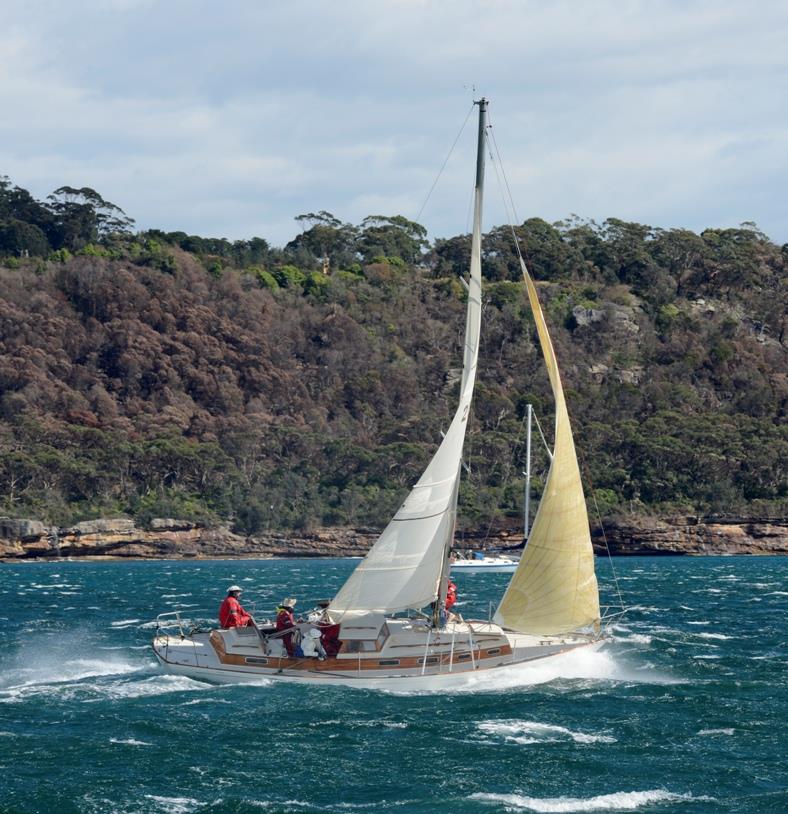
[493,258,600,635]
[330,110,486,619]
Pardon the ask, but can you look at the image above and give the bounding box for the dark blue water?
[1,557,786,814]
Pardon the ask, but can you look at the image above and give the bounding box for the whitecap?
[477,719,616,745]
[615,634,652,645]
[698,728,734,736]
[110,619,143,628]
[470,789,710,811]
[145,795,201,814]
[110,737,152,746]
[686,621,710,626]
[2,658,145,691]
[93,675,213,700]
[695,633,732,641]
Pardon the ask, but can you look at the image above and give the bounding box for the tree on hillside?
[358,215,428,264]
[287,211,358,269]
[0,176,55,256]
[46,186,135,250]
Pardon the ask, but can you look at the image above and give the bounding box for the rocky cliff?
[590,515,788,556]
[1,515,786,561]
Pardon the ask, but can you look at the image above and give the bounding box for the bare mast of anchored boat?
[434,97,488,624]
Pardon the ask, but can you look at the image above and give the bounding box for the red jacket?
[445,581,457,612]
[219,595,252,628]
[276,608,295,631]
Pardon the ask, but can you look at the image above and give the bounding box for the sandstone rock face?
[0,517,50,542]
[149,518,197,531]
[0,516,785,560]
[66,518,136,535]
[590,516,788,556]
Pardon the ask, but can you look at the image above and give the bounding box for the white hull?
[451,556,519,574]
[152,618,603,689]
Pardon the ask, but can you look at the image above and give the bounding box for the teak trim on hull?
[208,630,512,672]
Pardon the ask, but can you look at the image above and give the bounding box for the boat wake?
[0,630,212,703]
[379,645,679,695]
[470,789,712,812]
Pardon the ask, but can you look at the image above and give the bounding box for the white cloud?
[0,0,786,244]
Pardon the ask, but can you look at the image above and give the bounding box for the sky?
[1,0,786,247]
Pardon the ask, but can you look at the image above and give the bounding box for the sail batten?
[494,258,600,636]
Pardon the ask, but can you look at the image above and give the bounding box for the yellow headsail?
[493,258,600,635]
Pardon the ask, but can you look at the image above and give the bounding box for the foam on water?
[698,728,735,736]
[470,789,709,812]
[382,646,679,696]
[110,737,152,746]
[615,633,652,645]
[81,674,211,701]
[477,719,617,745]
[1,655,146,693]
[144,795,202,814]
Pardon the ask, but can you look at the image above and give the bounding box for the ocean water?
[0,556,786,814]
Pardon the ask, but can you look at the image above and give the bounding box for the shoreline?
[1,515,787,561]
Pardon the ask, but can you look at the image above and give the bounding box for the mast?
[434,97,487,624]
[329,101,485,621]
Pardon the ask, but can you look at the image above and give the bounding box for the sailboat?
[152,99,606,687]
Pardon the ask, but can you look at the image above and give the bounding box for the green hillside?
[1,176,785,532]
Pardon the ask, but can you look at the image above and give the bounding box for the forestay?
[494,258,600,635]
[329,185,484,618]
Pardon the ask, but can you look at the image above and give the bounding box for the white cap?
[227,585,243,593]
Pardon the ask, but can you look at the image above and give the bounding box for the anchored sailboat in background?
[153,99,610,687]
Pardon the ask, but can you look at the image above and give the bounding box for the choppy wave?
[144,795,202,813]
[1,657,146,693]
[477,719,616,745]
[470,789,709,811]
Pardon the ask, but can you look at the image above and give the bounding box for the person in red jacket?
[219,585,253,629]
[445,580,457,613]
[276,597,299,656]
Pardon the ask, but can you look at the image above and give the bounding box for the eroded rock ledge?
[0,515,786,561]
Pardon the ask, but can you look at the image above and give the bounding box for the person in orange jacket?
[445,580,457,613]
[219,585,253,629]
[276,597,299,656]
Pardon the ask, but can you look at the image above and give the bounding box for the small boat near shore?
[153,98,615,687]
[451,553,519,573]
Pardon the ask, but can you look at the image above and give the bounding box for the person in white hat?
[219,585,253,629]
[275,597,299,656]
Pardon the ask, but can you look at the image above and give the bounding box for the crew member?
[445,580,457,613]
[276,597,298,657]
[219,585,253,629]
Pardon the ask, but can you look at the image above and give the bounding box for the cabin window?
[376,624,390,650]
[378,659,400,666]
[418,656,439,666]
[486,648,501,656]
[244,656,268,665]
[456,653,471,661]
